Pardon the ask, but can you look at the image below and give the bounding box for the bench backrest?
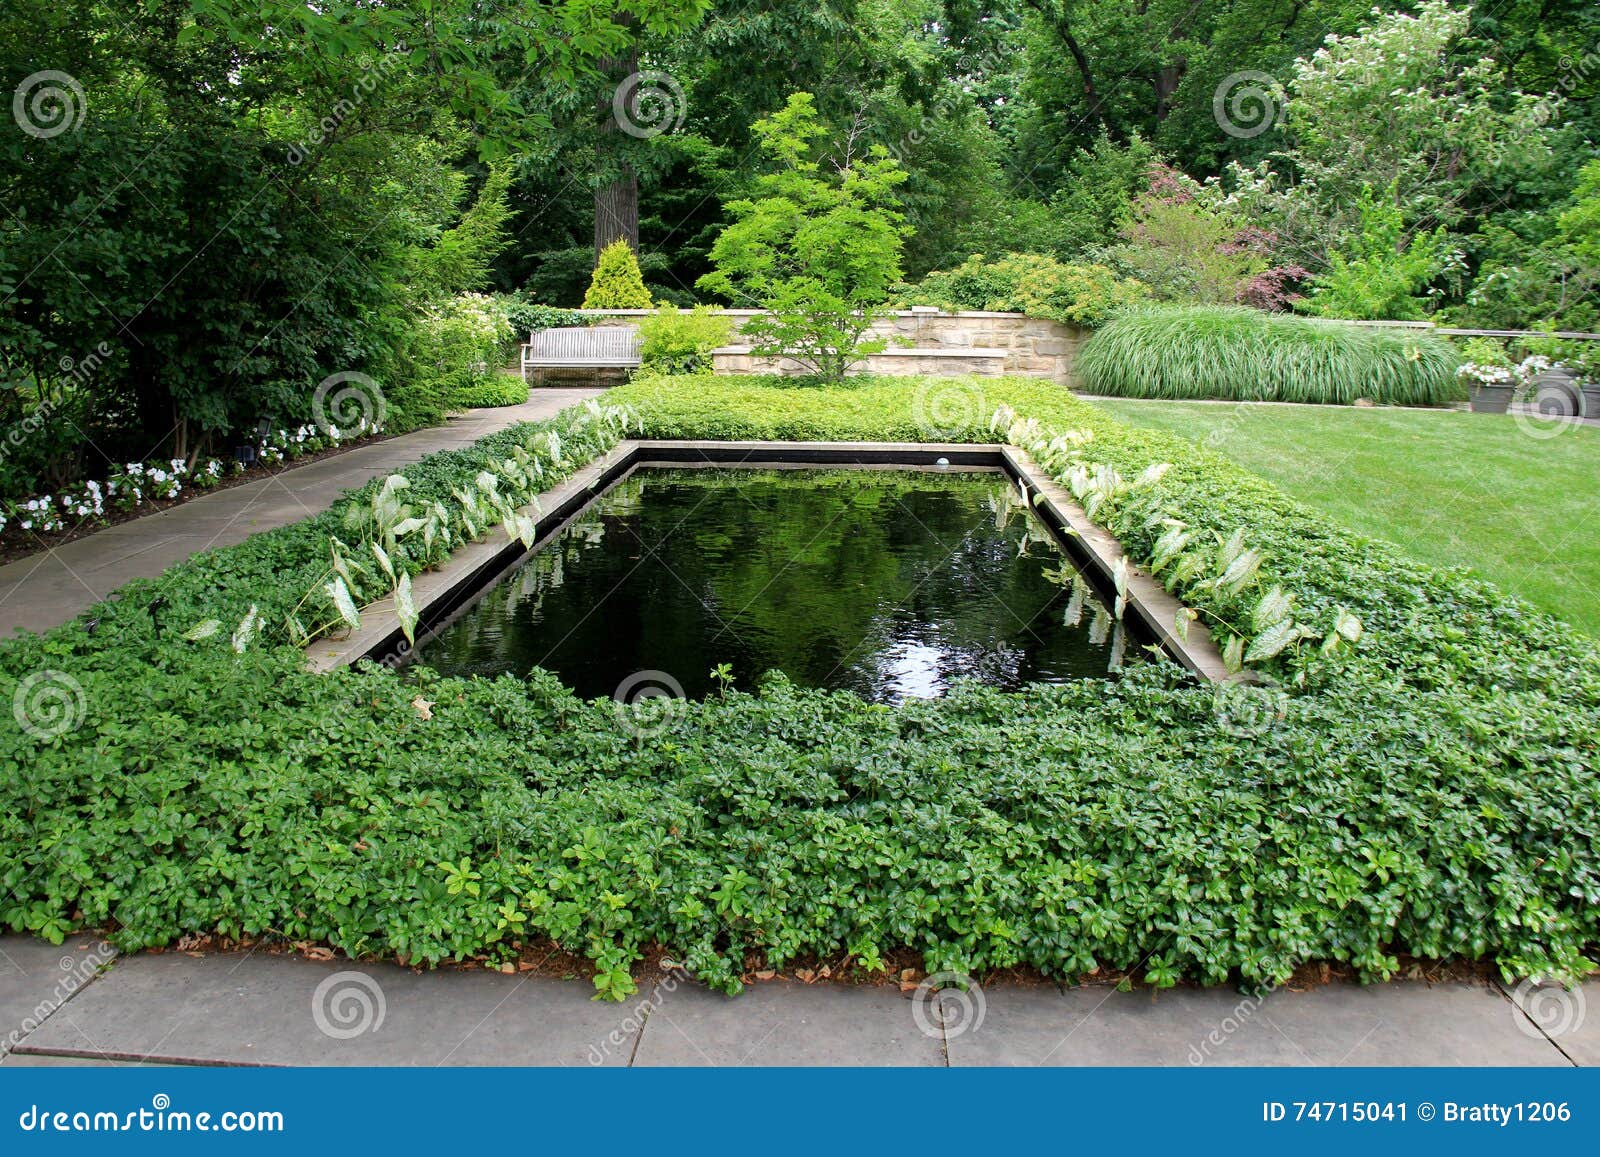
[525,325,640,365]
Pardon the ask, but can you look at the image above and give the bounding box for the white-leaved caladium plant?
[190,401,641,652]
[996,406,1362,680]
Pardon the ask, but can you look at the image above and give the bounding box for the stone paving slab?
[3,938,1590,1067]
[631,980,945,1067]
[13,951,636,1067]
[0,391,601,638]
[944,981,1571,1067]
[0,936,117,1059]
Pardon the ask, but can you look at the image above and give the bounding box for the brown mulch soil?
[141,933,1519,993]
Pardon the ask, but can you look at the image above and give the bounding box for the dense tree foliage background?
[2,0,1597,496]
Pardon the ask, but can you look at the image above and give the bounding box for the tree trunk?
[594,28,640,259]
[1154,61,1185,122]
[594,162,638,255]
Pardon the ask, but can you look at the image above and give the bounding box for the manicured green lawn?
[1092,399,1600,637]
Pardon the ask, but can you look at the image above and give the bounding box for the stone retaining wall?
[573,308,1086,382]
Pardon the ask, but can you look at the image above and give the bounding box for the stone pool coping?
[304,440,1227,683]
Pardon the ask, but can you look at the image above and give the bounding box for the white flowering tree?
[1229,1,1557,265]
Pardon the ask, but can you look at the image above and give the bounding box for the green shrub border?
[1,373,1594,1000]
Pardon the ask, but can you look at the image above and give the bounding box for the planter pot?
[1530,367,1582,417]
[1469,384,1514,414]
[1584,384,1600,421]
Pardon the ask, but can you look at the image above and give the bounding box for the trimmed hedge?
[1077,306,1464,405]
[1,375,1595,999]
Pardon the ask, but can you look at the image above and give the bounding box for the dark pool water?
[409,468,1142,701]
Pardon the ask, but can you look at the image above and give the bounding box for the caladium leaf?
[1217,548,1263,594]
[1334,608,1363,642]
[371,541,394,582]
[395,571,418,644]
[1222,634,1245,674]
[184,618,221,641]
[325,577,361,630]
[1174,606,1197,642]
[1252,586,1292,631]
[231,604,262,653]
[1244,619,1303,663]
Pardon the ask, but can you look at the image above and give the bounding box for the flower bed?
[0,375,1595,1000]
[0,419,383,547]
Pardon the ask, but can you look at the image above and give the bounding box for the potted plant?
[1456,336,1518,412]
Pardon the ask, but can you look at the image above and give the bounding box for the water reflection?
[410,468,1144,701]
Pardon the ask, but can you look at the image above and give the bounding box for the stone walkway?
[0,936,1592,1067]
[0,391,602,638]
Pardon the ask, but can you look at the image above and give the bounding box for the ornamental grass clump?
[1076,305,1462,405]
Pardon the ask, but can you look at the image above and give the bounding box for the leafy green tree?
[698,93,911,381]
[583,239,655,308]
[1300,189,1456,321]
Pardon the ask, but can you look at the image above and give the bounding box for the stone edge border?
[304,440,1226,682]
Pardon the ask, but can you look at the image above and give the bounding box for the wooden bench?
[521,325,641,383]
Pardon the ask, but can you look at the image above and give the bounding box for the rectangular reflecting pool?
[407,467,1144,701]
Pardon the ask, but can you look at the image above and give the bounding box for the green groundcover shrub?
[639,305,734,374]
[450,372,529,409]
[897,253,1150,327]
[1078,306,1464,405]
[1,375,1595,1000]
